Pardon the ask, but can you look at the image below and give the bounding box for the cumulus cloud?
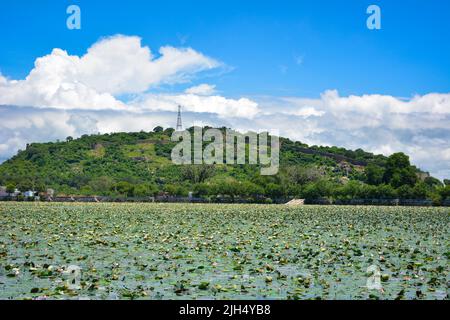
[0,35,220,110]
[133,93,259,119]
[77,36,220,95]
[185,83,216,95]
[0,48,124,110]
[0,35,262,119]
[288,107,325,118]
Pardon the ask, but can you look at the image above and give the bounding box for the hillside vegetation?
[0,127,448,204]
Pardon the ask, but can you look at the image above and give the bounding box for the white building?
[0,186,7,197]
[24,190,36,198]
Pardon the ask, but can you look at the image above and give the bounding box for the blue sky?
[0,1,449,179]
[1,0,449,97]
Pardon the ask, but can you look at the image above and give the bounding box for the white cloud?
[77,36,220,94]
[133,93,259,119]
[0,35,260,119]
[320,90,450,117]
[0,35,220,110]
[0,73,7,85]
[289,107,325,118]
[0,48,124,110]
[185,83,216,95]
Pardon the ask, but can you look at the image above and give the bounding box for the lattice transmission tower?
[176,105,183,131]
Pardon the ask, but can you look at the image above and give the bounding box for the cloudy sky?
[0,1,449,179]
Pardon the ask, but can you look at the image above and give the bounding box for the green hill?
[0,126,448,203]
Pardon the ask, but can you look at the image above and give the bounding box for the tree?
[412,182,428,199]
[376,184,397,199]
[357,184,377,199]
[383,153,418,187]
[300,180,336,200]
[302,183,320,200]
[69,175,91,189]
[284,184,302,197]
[386,152,411,171]
[314,180,335,198]
[132,183,158,197]
[439,185,450,200]
[365,164,384,185]
[210,178,241,199]
[147,184,159,196]
[89,176,114,193]
[35,182,46,193]
[389,168,417,188]
[283,166,321,185]
[164,184,188,196]
[265,183,283,198]
[336,180,363,200]
[17,180,34,192]
[6,183,15,195]
[193,183,211,197]
[443,179,450,186]
[383,152,418,188]
[66,136,74,142]
[397,185,414,199]
[164,128,175,136]
[181,165,216,183]
[424,176,443,188]
[134,184,150,197]
[239,181,264,198]
[153,126,164,133]
[113,181,134,197]
[80,185,93,195]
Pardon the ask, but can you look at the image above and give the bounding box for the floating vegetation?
[0,202,448,300]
